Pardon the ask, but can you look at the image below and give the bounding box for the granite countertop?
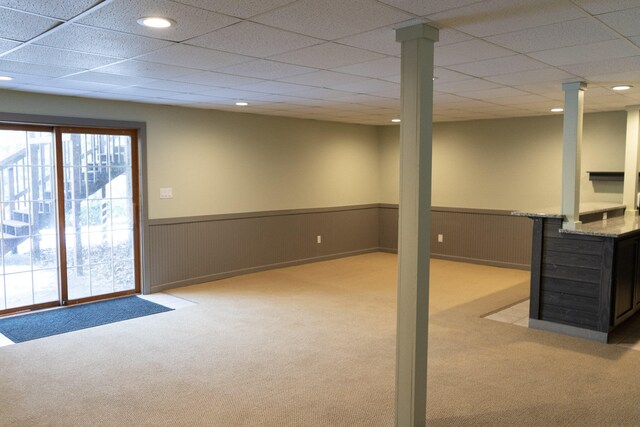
[511,202,626,219]
[560,214,640,238]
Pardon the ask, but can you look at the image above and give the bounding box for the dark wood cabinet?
[613,238,637,325]
[527,215,640,342]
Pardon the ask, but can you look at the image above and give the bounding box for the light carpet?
[1,252,639,426]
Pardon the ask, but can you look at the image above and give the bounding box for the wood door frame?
[56,127,141,305]
[0,121,145,315]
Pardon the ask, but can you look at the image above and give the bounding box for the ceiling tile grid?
[33,24,174,58]
[76,0,240,42]
[1,0,640,124]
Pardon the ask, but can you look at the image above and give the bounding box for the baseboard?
[430,253,530,271]
[378,247,398,254]
[529,319,609,343]
[150,247,379,293]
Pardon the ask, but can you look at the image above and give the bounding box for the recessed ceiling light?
[391,118,401,123]
[612,85,632,91]
[551,108,564,113]
[0,76,13,81]
[137,17,175,28]
[235,101,249,106]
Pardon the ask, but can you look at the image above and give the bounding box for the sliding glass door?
[0,127,58,311]
[0,125,140,314]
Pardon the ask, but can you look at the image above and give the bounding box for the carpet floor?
[0,252,639,426]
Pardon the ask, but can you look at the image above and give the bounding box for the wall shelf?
[587,171,640,182]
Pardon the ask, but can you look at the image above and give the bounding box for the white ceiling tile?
[187,22,321,58]
[34,78,118,92]
[269,43,385,69]
[381,74,401,83]
[129,79,212,93]
[336,27,400,56]
[559,55,640,79]
[572,0,639,15]
[229,81,312,94]
[102,86,182,97]
[463,86,529,100]
[84,91,150,102]
[3,45,120,70]
[486,93,554,105]
[285,87,354,99]
[0,72,51,86]
[277,70,370,88]
[435,78,503,93]
[138,44,252,71]
[485,67,576,85]
[436,28,475,47]
[61,71,154,86]
[155,92,226,103]
[433,68,474,83]
[369,88,400,98]
[196,87,268,99]
[583,71,640,87]
[332,57,400,78]
[171,71,264,87]
[529,39,640,66]
[427,0,588,37]
[596,7,640,37]
[97,60,196,79]
[333,79,399,94]
[172,0,297,19]
[216,60,314,80]
[77,0,240,42]
[0,38,20,54]
[434,39,513,67]
[0,59,83,77]
[252,0,413,40]
[0,8,59,42]
[12,84,89,96]
[0,1,102,20]
[331,93,392,104]
[447,54,547,77]
[376,0,483,16]
[486,17,618,53]
[34,24,173,59]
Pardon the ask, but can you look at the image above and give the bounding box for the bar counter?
[514,203,640,342]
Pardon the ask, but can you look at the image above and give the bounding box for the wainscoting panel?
[148,206,380,292]
[430,207,532,269]
[376,205,532,269]
[147,204,532,292]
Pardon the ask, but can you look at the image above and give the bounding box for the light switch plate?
[159,187,173,199]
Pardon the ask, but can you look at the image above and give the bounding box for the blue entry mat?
[0,296,173,343]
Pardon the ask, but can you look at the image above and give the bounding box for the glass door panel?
[60,131,137,301]
[0,128,58,311]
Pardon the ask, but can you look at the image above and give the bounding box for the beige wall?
[1,89,630,217]
[0,90,380,219]
[378,111,627,211]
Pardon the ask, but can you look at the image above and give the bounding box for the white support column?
[623,105,640,217]
[561,81,587,230]
[394,23,438,427]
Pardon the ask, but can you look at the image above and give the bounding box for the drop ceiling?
[1,0,640,125]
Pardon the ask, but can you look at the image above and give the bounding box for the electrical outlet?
[437,234,443,243]
[317,235,322,244]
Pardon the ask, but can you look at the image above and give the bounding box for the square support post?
[623,106,640,217]
[561,81,586,230]
[395,23,438,427]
